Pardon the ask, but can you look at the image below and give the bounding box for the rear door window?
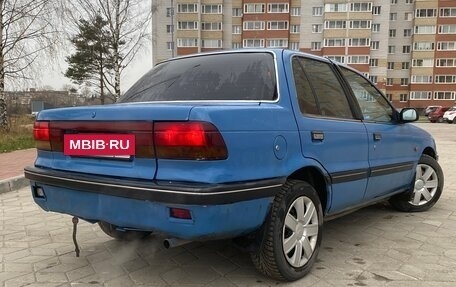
[119,53,277,103]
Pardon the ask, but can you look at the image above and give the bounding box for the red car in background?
[428,107,450,123]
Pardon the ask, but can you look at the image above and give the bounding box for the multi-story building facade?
[152,0,456,109]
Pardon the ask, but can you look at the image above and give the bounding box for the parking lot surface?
[1,122,455,287]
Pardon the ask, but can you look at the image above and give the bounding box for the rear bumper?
[24,166,283,239]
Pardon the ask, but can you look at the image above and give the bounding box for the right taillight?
[154,121,228,160]
[33,121,51,151]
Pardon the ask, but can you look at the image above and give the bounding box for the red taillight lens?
[34,121,51,150]
[154,121,228,160]
[169,207,192,220]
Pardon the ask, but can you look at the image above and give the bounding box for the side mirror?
[399,108,419,122]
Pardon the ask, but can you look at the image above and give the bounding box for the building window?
[402,62,410,69]
[406,0,413,4]
[177,38,198,47]
[233,8,242,17]
[372,24,380,33]
[369,75,377,83]
[439,25,456,34]
[267,21,288,30]
[389,29,396,37]
[325,3,347,12]
[312,24,323,33]
[400,94,408,102]
[201,22,222,31]
[325,21,346,29]
[387,62,394,70]
[370,59,378,67]
[404,29,412,37]
[243,21,265,30]
[373,6,381,15]
[388,45,395,54]
[440,8,456,17]
[402,45,411,53]
[243,39,264,48]
[437,41,456,51]
[401,78,409,86]
[291,25,300,34]
[166,25,174,34]
[349,38,370,46]
[312,7,323,16]
[232,25,241,34]
[411,75,433,83]
[232,42,241,49]
[290,42,299,50]
[386,94,392,101]
[390,13,397,21]
[435,75,456,83]
[311,42,321,50]
[244,3,265,13]
[410,91,431,100]
[324,38,346,47]
[347,55,369,64]
[415,25,436,34]
[327,56,345,63]
[201,4,222,14]
[267,39,288,48]
[435,91,455,100]
[177,21,198,30]
[391,0,397,4]
[201,39,222,48]
[177,4,197,13]
[371,41,379,50]
[166,42,174,50]
[349,20,371,29]
[405,12,413,20]
[436,58,456,67]
[412,59,433,67]
[415,9,436,18]
[291,7,301,16]
[350,3,372,12]
[386,78,393,86]
[166,7,174,17]
[414,42,434,51]
[267,3,289,13]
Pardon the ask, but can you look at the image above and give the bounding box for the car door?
[289,56,369,213]
[338,67,416,200]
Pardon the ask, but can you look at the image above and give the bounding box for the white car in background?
[443,107,456,123]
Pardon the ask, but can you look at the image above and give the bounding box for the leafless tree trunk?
[0,0,59,130]
[62,0,151,101]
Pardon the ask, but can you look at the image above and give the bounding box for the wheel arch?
[288,166,329,214]
[422,147,437,159]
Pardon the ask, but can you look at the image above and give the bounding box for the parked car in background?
[443,107,456,123]
[424,105,441,116]
[25,49,444,281]
[428,107,450,123]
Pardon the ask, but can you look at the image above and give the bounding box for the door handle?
[373,133,382,141]
[311,131,324,141]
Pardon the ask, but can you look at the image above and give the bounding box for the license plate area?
[64,134,136,157]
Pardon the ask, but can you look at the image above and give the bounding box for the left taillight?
[33,121,51,150]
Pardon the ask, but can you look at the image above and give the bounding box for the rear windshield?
[119,53,277,103]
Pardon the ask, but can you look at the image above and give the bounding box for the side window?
[340,67,393,122]
[292,56,354,119]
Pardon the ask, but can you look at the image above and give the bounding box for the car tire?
[389,155,444,212]
[98,221,151,241]
[437,117,443,123]
[251,180,323,281]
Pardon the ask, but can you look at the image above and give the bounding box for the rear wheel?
[389,155,443,212]
[98,221,151,241]
[437,117,443,123]
[251,180,323,281]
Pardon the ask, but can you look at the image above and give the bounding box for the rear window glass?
[119,53,277,103]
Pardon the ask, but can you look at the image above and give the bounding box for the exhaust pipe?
[163,238,191,249]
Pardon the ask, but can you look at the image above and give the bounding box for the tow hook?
[72,217,80,257]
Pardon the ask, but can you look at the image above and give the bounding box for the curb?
[0,175,29,194]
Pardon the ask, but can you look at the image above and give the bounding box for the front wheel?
[437,117,444,123]
[389,155,444,212]
[98,221,151,241]
[251,180,323,281]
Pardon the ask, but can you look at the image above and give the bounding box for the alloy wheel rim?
[410,163,438,206]
[282,196,319,268]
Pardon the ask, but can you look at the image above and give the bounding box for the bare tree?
[0,0,59,130]
[62,0,151,101]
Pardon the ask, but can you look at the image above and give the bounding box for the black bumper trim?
[24,166,285,205]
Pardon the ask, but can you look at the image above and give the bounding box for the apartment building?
[152,0,456,109]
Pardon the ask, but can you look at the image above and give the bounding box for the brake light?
[154,121,227,160]
[34,121,51,150]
